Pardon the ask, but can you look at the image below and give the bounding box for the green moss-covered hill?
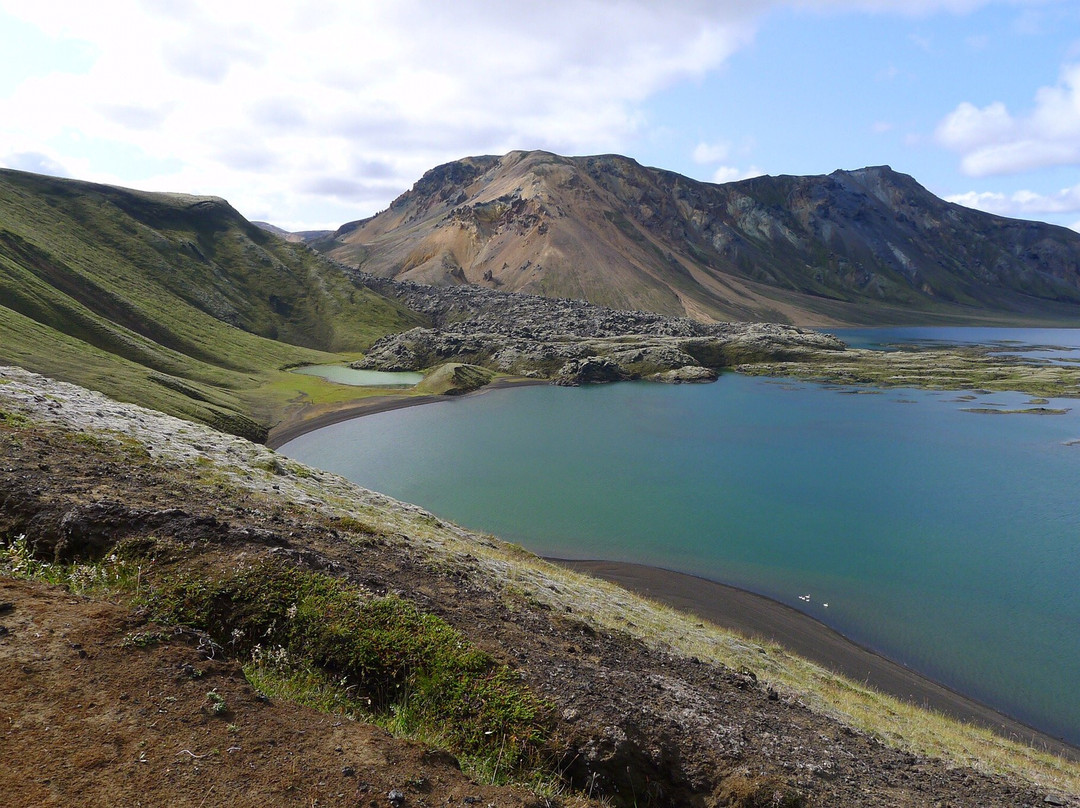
[0,169,424,439]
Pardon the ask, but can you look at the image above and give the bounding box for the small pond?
[292,365,423,388]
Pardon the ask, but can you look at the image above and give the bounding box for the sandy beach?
[555,559,1078,761]
[267,393,448,449]
[266,377,547,449]
[267,379,1078,762]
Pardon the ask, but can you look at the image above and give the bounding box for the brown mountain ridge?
[315,150,1080,326]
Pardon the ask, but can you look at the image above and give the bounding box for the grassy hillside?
[0,169,425,439]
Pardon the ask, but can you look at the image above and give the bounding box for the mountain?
[0,166,852,442]
[252,221,334,243]
[316,150,1080,325]
[0,168,423,438]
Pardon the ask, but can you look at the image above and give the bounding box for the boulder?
[648,366,719,384]
[554,357,629,386]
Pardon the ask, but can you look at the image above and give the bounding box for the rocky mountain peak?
[316,151,1080,326]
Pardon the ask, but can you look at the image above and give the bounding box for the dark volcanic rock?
[348,270,844,383]
[554,356,629,385]
[649,365,719,383]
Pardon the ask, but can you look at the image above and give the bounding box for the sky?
[1,0,1079,233]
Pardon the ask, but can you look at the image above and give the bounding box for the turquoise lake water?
[280,330,1080,745]
[832,326,1080,365]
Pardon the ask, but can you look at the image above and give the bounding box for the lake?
[832,325,1080,365]
[279,329,1080,745]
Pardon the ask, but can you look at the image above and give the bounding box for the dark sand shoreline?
[267,393,448,449]
[554,558,1078,761]
[268,378,1078,761]
[266,377,547,449]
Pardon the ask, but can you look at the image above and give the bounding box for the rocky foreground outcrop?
[351,272,844,384]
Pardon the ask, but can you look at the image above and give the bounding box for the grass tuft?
[141,560,552,780]
[0,533,143,596]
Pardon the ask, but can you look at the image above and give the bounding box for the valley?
[1,156,1079,806]
[2,366,1078,807]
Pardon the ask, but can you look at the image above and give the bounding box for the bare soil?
[0,578,542,808]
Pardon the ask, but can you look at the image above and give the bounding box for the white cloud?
[947,183,1080,217]
[693,141,731,163]
[909,33,933,51]
[936,101,1016,150]
[789,0,992,13]
[0,150,71,177]
[712,165,764,183]
[0,0,1052,229]
[0,0,769,228]
[693,134,761,180]
[936,63,1080,176]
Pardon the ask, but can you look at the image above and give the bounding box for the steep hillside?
[2,367,1078,807]
[317,151,1080,325]
[0,169,423,438]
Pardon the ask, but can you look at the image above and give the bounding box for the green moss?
[142,561,551,778]
[413,363,494,395]
[205,689,229,715]
[70,432,112,449]
[0,408,31,428]
[334,515,389,539]
[122,630,170,648]
[739,347,1080,400]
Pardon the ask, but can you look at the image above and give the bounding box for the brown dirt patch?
[0,578,543,808]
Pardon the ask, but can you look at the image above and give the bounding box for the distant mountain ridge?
[252,221,333,243]
[315,150,1080,325]
[0,166,840,440]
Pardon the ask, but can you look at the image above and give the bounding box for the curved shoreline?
[553,558,1078,762]
[269,377,1078,762]
[266,377,548,449]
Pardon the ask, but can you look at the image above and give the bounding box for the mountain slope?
[252,220,333,243]
[0,168,423,438]
[316,151,1080,325]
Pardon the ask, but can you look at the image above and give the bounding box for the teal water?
[292,365,423,387]
[833,326,1080,365]
[280,346,1080,745]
